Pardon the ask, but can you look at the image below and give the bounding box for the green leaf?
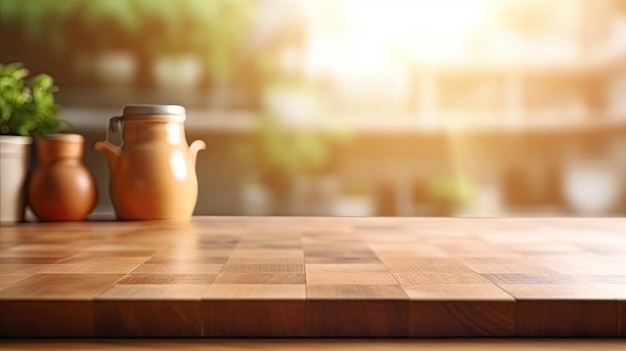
[0,62,63,136]
[30,74,53,91]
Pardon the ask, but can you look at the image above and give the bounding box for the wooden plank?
[93,284,209,337]
[306,300,409,337]
[0,274,123,299]
[3,339,626,350]
[306,284,407,299]
[0,264,47,275]
[402,284,514,301]
[94,300,202,337]
[38,262,142,274]
[204,300,307,336]
[514,301,618,337]
[129,263,223,274]
[497,284,613,299]
[204,284,306,299]
[394,273,492,285]
[0,274,29,290]
[410,301,515,337]
[0,300,93,337]
[117,274,217,285]
[307,272,399,285]
[95,284,210,300]
[620,302,626,337]
[460,258,558,274]
[220,263,304,274]
[213,273,305,284]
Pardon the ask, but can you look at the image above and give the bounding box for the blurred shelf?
[55,86,253,112]
[406,44,626,74]
[60,107,257,132]
[60,106,626,136]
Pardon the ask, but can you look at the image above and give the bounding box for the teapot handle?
[106,116,123,146]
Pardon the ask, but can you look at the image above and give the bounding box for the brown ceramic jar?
[94,105,205,221]
[28,134,98,221]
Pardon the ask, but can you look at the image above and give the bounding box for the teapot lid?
[122,105,186,119]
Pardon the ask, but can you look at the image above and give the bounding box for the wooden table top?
[1,339,625,351]
[0,216,625,338]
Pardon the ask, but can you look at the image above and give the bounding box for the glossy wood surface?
[0,217,625,337]
[0,339,625,350]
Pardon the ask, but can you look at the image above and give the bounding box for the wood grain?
[0,264,46,275]
[497,284,610,299]
[306,284,407,299]
[307,272,399,285]
[213,273,305,284]
[403,284,514,301]
[1,340,626,351]
[394,273,491,285]
[96,284,210,300]
[204,300,307,336]
[38,262,142,274]
[117,274,217,285]
[129,263,223,274]
[0,217,624,337]
[307,300,409,337]
[220,263,304,274]
[204,284,305,299]
[0,274,29,290]
[514,301,618,337]
[617,301,626,337]
[410,301,515,337]
[384,259,476,274]
[0,274,123,299]
[0,300,93,337]
[94,300,202,337]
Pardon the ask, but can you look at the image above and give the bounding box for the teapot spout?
[94,141,120,173]
[189,140,206,166]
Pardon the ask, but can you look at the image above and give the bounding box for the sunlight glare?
[304,0,494,77]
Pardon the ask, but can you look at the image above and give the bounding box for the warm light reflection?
[303,0,493,76]
[170,150,188,181]
[166,122,182,145]
[301,0,591,77]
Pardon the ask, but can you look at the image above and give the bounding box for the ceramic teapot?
[94,105,205,221]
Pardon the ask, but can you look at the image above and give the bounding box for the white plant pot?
[0,136,32,224]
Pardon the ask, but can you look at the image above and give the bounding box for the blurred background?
[2,0,626,217]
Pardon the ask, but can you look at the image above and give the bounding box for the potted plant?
[2,0,254,89]
[144,0,252,87]
[426,176,475,216]
[0,62,63,223]
[236,113,350,215]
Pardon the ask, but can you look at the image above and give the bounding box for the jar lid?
[122,104,186,119]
